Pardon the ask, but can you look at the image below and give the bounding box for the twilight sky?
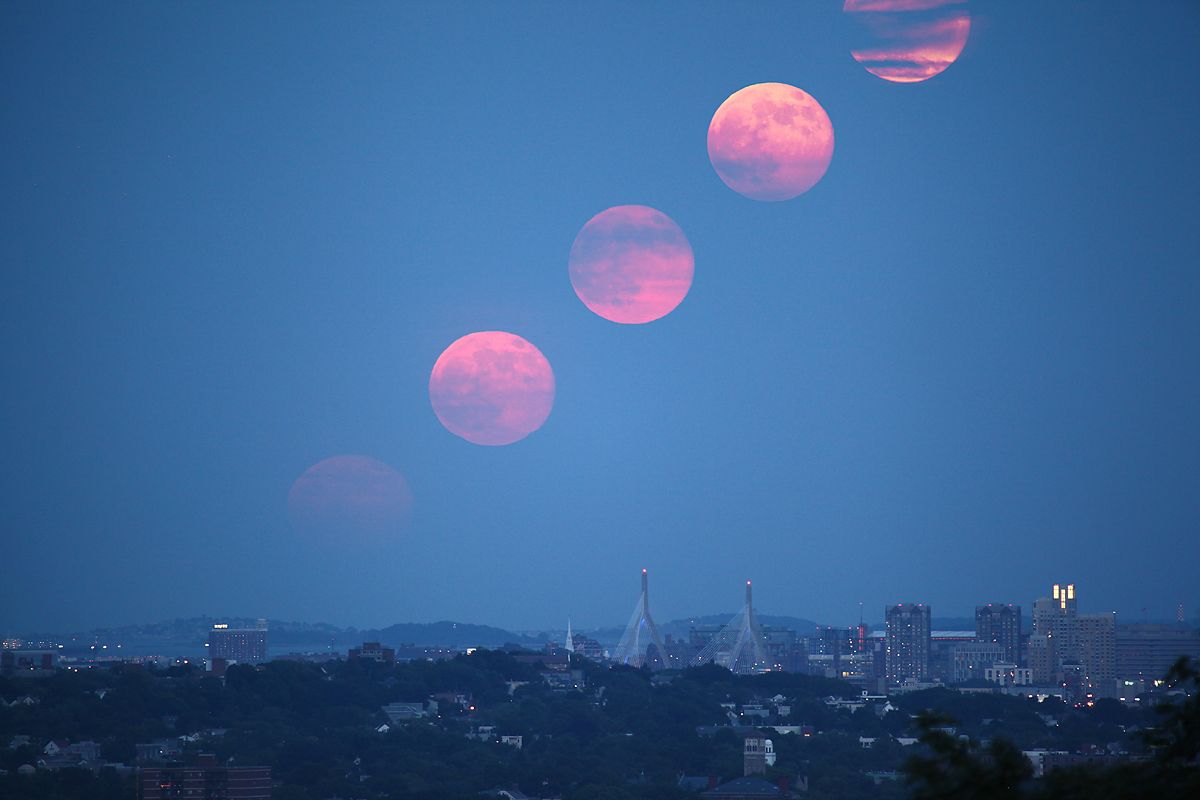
[2,1,1198,634]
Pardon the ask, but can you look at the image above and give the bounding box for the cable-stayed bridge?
[610,570,770,674]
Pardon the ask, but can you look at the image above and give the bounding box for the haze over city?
[3,1,1198,638]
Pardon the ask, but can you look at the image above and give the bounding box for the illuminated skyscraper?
[1053,583,1077,613]
[1033,583,1078,660]
[885,604,930,683]
[975,604,1022,664]
[1030,583,1116,693]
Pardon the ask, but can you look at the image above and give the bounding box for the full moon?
[707,83,835,202]
[568,205,694,324]
[845,0,971,84]
[287,455,413,539]
[429,331,555,446]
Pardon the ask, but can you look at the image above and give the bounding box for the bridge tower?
[612,569,671,669]
[694,580,769,674]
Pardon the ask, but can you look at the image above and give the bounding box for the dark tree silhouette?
[904,712,1032,800]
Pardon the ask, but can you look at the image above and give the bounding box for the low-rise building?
[985,662,1033,687]
[467,725,497,742]
[570,634,604,661]
[136,740,183,763]
[701,776,791,798]
[140,755,270,799]
[349,642,396,664]
[393,644,460,662]
[381,701,432,723]
[39,739,104,770]
[1,650,59,674]
[951,642,1006,684]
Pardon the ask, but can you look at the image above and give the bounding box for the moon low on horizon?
[844,0,971,84]
[287,455,413,540]
[707,83,835,202]
[429,332,556,446]
[568,205,695,325]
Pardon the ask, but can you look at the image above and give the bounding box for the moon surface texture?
[568,205,694,324]
[707,83,835,202]
[429,331,555,446]
[288,455,413,538]
[844,0,971,83]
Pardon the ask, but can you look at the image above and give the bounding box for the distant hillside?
[19,616,337,654]
[17,617,547,656]
[372,621,547,648]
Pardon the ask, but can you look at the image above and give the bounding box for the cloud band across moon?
[569,205,694,325]
[844,0,971,83]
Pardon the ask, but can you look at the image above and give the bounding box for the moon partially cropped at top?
[845,0,971,83]
[569,205,694,324]
[707,83,835,202]
[287,455,413,539]
[429,331,555,446]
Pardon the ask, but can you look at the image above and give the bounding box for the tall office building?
[1077,612,1116,695]
[1029,583,1116,693]
[1033,584,1078,656]
[1032,584,1079,668]
[809,625,868,678]
[208,619,268,665]
[1116,624,1200,683]
[885,604,931,684]
[1027,628,1059,685]
[976,604,1022,665]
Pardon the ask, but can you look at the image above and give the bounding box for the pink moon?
[568,205,694,324]
[707,83,835,202]
[287,455,413,538]
[844,0,971,84]
[429,331,555,446]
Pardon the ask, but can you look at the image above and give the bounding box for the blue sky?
[2,1,1197,633]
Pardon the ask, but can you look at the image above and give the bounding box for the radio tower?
[693,580,769,674]
[612,569,670,669]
